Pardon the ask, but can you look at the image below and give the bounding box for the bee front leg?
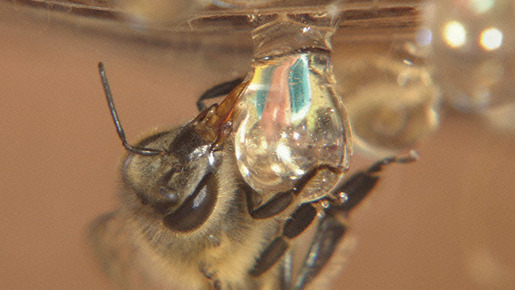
[330,150,419,212]
[293,151,419,290]
[244,165,340,278]
[244,164,341,220]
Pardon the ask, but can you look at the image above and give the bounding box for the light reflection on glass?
[469,0,495,14]
[118,0,198,27]
[424,0,515,117]
[443,21,467,48]
[480,27,503,51]
[416,28,433,47]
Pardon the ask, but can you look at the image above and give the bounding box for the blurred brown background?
[1,2,514,289]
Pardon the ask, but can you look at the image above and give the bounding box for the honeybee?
[90,62,417,290]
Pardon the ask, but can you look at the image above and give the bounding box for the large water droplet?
[334,42,440,158]
[234,52,350,202]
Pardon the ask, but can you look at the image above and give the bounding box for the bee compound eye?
[162,173,217,233]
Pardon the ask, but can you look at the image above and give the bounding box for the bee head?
[98,62,234,232]
[121,121,221,232]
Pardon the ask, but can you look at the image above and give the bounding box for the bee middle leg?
[248,152,418,288]
[245,165,341,278]
[249,202,319,278]
[292,151,419,290]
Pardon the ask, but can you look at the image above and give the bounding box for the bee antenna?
[98,62,164,156]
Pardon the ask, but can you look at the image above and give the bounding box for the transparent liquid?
[234,52,350,202]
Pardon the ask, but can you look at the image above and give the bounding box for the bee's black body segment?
[243,164,341,221]
[335,172,380,212]
[250,237,289,277]
[283,203,317,239]
[168,124,212,163]
[248,190,294,220]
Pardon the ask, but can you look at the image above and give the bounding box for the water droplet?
[226,13,352,202]
[334,44,440,157]
[234,52,350,202]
